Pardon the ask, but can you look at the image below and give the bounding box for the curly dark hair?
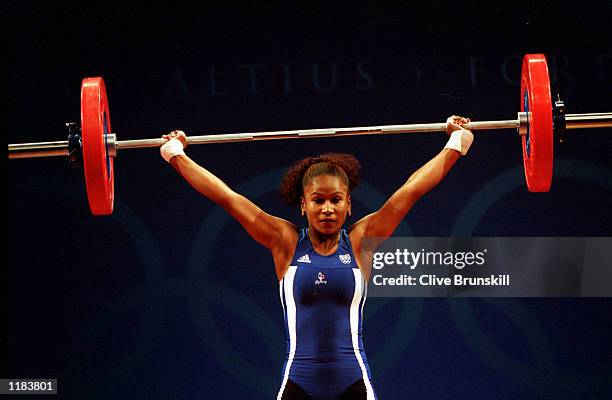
[279,153,361,207]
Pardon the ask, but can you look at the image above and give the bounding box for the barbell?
[8,54,612,216]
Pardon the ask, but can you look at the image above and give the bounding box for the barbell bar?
[7,54,612,216]
[9,113,612,158]
[3,119,520,157]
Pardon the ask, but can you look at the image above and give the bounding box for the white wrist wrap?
[160,138,185,162]
[444,129,473,156]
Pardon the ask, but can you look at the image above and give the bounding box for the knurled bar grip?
[117,118,519,150]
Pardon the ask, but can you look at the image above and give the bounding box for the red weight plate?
[520,54,553,192]
[81,77,114,215]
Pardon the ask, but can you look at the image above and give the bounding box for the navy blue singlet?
[277,228,377,400]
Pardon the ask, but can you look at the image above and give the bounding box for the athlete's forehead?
[303,175,348,195]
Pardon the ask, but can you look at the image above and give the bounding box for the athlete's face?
[301,174,351,235]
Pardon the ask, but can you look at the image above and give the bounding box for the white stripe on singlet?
[350,269,375,400]
[276,266,297,400]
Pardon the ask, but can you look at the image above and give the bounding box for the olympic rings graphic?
[447,158,612,398]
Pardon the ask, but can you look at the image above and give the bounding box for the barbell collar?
[518,112,529,136]
[106,133,118,158]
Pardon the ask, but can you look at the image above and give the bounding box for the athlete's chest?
[291,259,361,306]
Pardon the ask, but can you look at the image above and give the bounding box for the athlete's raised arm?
[159,131,298,272]
[350,115,474,242]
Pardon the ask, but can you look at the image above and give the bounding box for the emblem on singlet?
[315,272,327,285]
[297,254,311,263]
[339,254,351,264]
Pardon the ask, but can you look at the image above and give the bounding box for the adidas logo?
[297,254,311,263]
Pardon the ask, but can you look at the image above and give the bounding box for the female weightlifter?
[159,116,473,400]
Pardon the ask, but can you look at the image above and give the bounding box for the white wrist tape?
[444,129,474,156]
[160,138,186,162]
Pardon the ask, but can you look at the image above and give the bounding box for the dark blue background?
[5,1,612,399]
